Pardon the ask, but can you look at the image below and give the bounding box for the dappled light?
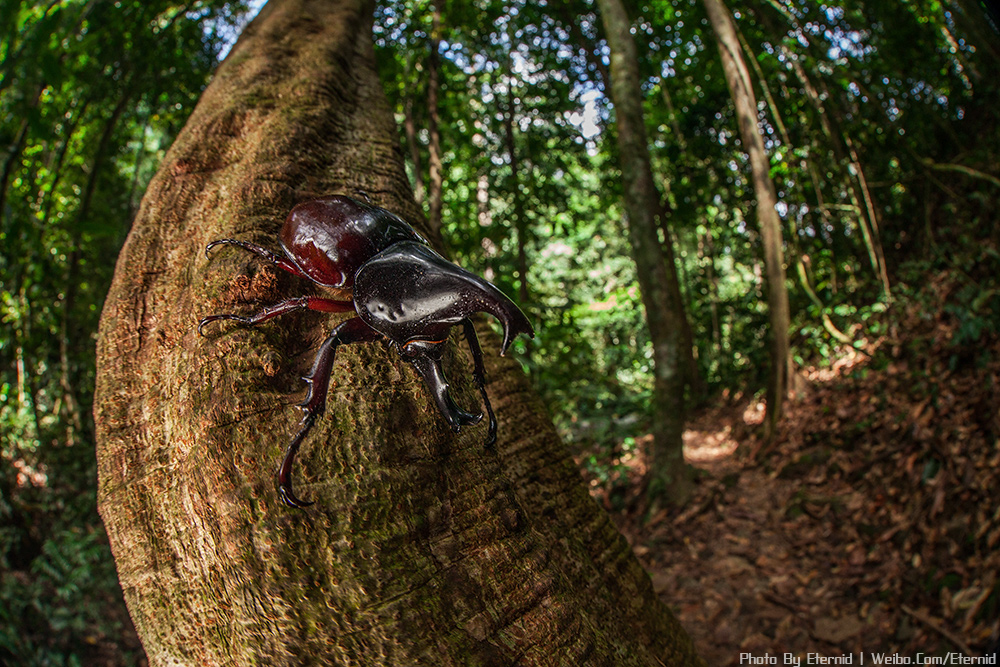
[582,283,1000,662]
[683,421,740,463]
[3,0,999,662]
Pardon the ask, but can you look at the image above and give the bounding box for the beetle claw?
[275,318,381,509]
[484,422,498,450]
[277,482,315,509]
[198,313,246,336]
[457,410,483,426]
[460,319,498,450]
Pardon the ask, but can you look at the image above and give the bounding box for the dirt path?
[594,400,993,664]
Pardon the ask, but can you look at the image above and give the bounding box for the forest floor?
[584,283,1000,665]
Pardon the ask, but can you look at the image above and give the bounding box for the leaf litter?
[579,281,1000,665]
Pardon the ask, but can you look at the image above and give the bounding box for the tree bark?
[426,7,444,237]
[703,0,791,440]
[93,0,704,664]
[403,95,425,205]
[596,0,694,506]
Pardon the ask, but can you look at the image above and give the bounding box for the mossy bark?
[94,0,705,664]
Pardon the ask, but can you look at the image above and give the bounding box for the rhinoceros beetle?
[199,195,533,508]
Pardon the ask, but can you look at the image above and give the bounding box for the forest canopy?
[1,0,998,662]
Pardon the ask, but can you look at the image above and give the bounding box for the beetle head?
[353,242,534,353]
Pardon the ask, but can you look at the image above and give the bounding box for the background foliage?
[1,0,998,661]
[373,0,999,453]
[0,1,249,662]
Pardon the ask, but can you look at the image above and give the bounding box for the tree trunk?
[596,0,694,506]
[703,0,791,440]
[558,4,611,100]
[659,82,687,152]
[426,7,444,237]
[403,95,425,205]
[698,231,723,358]
[732,12,854,350]
[655,202,703,400]
[93,1,704,664]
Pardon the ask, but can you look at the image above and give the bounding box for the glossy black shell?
[354,241,534,353]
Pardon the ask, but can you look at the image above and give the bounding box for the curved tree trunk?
[93,0,704,664]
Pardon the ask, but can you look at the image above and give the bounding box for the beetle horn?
[430,256,534,355]
[353,242,534,355]
[478,289,534,356]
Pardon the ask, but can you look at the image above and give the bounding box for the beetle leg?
[461,319,497,449]
[198,297,353,335]
[405,345,483,433]
[276,413,318,509]
[205,238,311,281]
[277,317,380,508]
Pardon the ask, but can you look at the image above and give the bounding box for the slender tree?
[93,0,705,663]
[426,5,444,236]
[702,0,791,439]
[403,95,425,204]
[596,0,694,505]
